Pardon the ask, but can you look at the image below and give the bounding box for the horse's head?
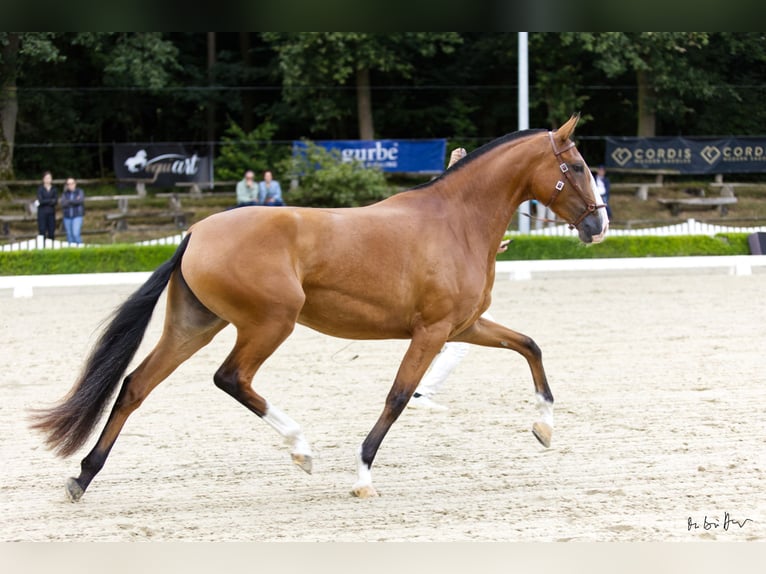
[531,114,608,244]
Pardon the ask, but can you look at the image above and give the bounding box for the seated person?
[236,170,258,207]
[258,170,284,206]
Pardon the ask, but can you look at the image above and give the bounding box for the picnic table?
[656,196,737,216]
[0,214,34,236]
[104,210,194,231]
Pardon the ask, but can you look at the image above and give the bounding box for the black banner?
[606,136,766,174]
[114,144,212,186]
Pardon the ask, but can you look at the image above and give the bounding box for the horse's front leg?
[352,331,447,498]
[454,317,555,448]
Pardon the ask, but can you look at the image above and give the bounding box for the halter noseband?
[538,131,606,230]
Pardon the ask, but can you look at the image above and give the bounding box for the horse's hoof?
[532,422,552,448]
[65,477,84,502]
[291,453,313,474]
[351,484,379,499]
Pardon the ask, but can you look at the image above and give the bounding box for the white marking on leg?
[352,446,373,491]
[535,393,554,427]
[263,401,313,457]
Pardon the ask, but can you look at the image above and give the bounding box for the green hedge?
[497,233,751,261]
[0,245,178,276]
[0,233,754,276]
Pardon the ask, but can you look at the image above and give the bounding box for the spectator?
[593,165,612,220]
[258,170,284,206]
[36,171,58,241]
[236,170,258,207]
[61,177,85,244]
[408,147,511,412]
[407,241,510,411]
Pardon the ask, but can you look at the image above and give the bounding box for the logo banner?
[606,136,766,174]
[114,144,212,186]
[293,139,447,173]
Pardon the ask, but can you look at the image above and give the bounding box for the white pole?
[518,32,531,233]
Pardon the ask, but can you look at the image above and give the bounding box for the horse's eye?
[572,164,584,173]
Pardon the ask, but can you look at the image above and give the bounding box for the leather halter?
[539,131,606,230]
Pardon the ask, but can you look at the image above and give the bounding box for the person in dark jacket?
[593,165,612,220]
[36,171,58,241]
[61,177,85,244]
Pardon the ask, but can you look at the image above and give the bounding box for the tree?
[530,33,593,130]
[215,119,287,181]
[263,33,461,140]
[570,33,710,136]
[4,33,180,181]
[0,33,61,182]
[677,32,766,136]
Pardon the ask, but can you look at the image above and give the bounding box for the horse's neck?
[431,137,536,248]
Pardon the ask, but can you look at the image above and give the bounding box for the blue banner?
[293,139,447,173]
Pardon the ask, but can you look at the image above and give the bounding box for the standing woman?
[36,171,59,241]
[61,177,85,244]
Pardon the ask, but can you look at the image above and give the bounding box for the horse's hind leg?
[66,275,226,501]
[454,317,555,448]
[213,321,314,474]
[353,330,448,498]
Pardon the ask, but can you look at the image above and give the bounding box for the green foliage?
[569,32,712,127]
[215,119,288,181]
[99,33,181,89]
[285,141,392,207]
[262,32,462,136]
[0,245,177,276]
[530,34,593,129]
[496,234,752,261]
[4,32,766,180]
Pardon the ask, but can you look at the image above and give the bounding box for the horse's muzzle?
[578,210,608,244]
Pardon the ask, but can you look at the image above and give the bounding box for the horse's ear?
[555,113,581,142]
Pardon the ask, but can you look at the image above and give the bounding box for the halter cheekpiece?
[539,131,605,229]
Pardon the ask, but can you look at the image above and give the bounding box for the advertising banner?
[293,139,447,173]
[606,136,766,174]
[114,144,212,186]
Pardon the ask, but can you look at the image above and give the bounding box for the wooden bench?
[157,190,236,200]
[608,169,679,200]
[656,196,738,216]
[118,174,159,196]
[0,214,35,236]
[104,210,194,231]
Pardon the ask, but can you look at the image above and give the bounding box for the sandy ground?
[1,268,764,542]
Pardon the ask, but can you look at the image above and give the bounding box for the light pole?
[518,32,531,233]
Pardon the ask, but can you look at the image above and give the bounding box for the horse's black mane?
[410,128,547,191]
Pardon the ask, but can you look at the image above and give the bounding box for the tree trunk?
[239,32,254,132]
[206,32,216,185]
[206,33,217,142]
[636,69,656,137]
[0,33,20,182]
[356,67,374,140]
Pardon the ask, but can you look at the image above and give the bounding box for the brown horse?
[31,114,607,501]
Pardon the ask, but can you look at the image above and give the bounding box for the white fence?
[2,219,765,253]
[1,232,185,252]
[509,218,766,238]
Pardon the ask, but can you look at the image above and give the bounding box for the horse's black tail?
[29,234,193,457]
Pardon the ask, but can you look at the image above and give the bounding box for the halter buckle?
[559,162,568,173]
[555,180,565,191]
